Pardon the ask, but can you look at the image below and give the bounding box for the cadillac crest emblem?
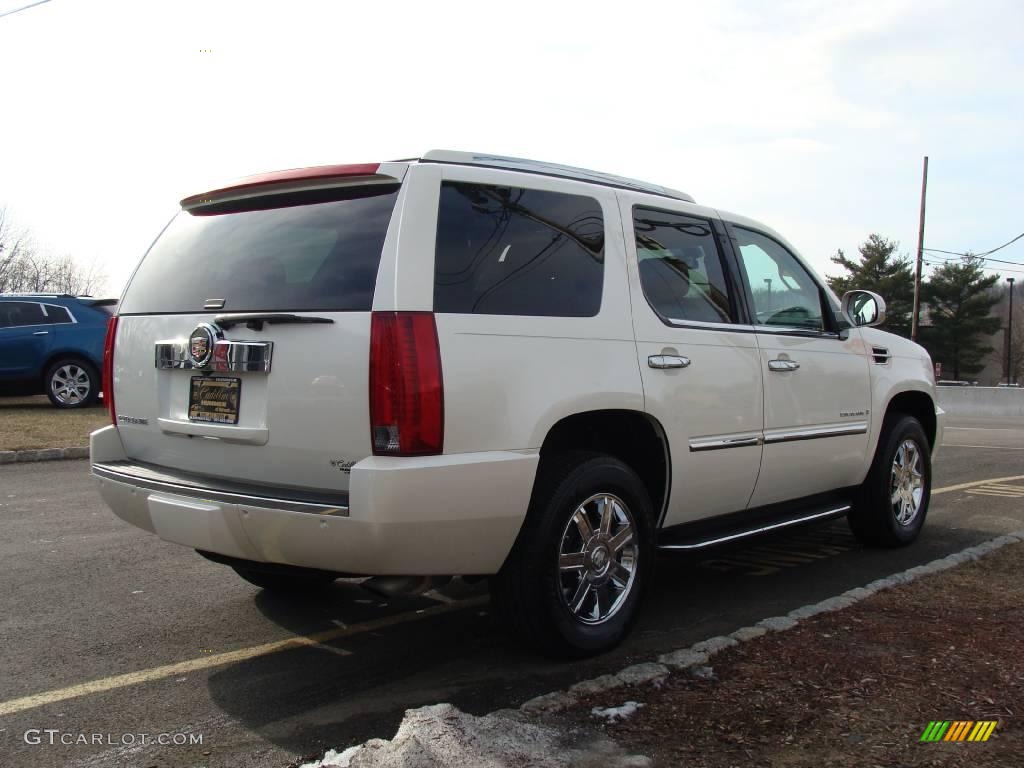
[187,323,221,368]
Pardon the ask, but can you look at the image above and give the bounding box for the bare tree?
[0,206,36,292]
[0,206,107,294]
[46,253,107,295]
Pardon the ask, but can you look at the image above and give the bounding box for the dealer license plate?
[188,376,241,424]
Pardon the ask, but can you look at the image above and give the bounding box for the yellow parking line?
[0,595,487,718]
[932,475,1024,496]
[942,444,1024,451]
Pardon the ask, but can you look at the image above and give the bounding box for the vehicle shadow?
[203,517,1003,756]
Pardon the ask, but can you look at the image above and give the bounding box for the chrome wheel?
[50,364,91,405]
[557,493,638,625]
[890,439,924,526]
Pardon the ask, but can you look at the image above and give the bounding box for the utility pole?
[911,156,929,341]
[1009,277,1016,385]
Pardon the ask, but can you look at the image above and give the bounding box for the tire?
[44,358,100,409]
[232,566,337,593]
[848,415,931,548]
[490,452,654,658]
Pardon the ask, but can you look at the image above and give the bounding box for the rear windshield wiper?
[213,313,335,331]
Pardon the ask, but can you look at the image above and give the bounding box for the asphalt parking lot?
[1,417,1022,768]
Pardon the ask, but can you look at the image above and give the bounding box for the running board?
[657,502,852,551]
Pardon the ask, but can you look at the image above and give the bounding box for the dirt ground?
[570,542,1024,767]
[0,395,107,450]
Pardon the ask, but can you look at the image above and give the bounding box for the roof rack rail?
[418,150,695,203]
[0,292,77,298]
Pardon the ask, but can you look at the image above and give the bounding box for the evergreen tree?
[922,256,1001,381]
[827,234,914,337]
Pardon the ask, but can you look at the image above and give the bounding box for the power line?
[973,255,1024,267]
[923,257,1024,275]
[923,230,1024,260]
[923,250,1024,268]
[0,0,52,19]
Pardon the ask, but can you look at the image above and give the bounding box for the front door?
[621,197,764,526]
[728,225,871,507]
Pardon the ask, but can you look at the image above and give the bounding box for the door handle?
[648,355,691,369]
[33,331,49,336]
[768,358,800,372]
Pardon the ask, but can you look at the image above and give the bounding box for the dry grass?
[0,396,108,451]
[573,542,1024,767]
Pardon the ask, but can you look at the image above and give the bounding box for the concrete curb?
[518,528,1024,714]
[0,446,89,464]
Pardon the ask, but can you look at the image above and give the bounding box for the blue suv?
[0,294,117,408]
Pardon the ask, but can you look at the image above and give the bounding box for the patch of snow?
[591,701,645,722]
[302,703,649,768]
[690,666,715,680]
[303,745,362,767]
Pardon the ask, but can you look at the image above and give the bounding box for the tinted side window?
[119,185,400,314]
[42,305,73,324]
[734,228,825,331]
[0,302,46,328]
[633,208,734,324]
[434,182,604,316]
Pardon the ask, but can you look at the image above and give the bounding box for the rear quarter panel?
[391,164,644,454]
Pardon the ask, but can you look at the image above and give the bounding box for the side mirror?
[841,290,887,327]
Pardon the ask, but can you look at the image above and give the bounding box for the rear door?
[0,302,52,378]
[111,169,407,494]
[727,223,871,507]
[620,196,764,526]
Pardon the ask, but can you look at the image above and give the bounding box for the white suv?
[92,151,942,656]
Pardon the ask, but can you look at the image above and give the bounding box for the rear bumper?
[90,426,537,575]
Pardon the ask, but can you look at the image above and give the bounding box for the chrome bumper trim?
[92,461,349,516]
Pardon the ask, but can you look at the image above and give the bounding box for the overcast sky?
[1,0,1021,295]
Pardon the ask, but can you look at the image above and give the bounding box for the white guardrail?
[936,386,1024,418]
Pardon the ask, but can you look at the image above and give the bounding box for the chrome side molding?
[156,339,273,373]
[689,434,762,452]
[689,423,866,452]
[657,505,851,551]
[763,423,868,444]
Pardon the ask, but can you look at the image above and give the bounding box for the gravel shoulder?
[0,396,104,450]
[565,541,1024,767]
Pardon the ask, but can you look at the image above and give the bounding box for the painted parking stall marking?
[0,596,486,718]
[965,482,1024,498]
[698,521,857,576]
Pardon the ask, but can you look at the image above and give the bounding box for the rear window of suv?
[433,182,604,317]
[119,185,400,314]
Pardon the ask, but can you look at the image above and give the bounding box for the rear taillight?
[369,312,444,456]
[102,315,118,426]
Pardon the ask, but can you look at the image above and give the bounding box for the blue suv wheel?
[45,357,100,408]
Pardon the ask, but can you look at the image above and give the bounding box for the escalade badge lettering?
[187,323,222,369]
